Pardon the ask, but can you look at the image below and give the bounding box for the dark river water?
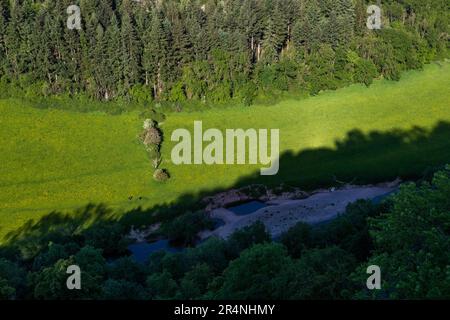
[127,192,397,263]
[227,200,267,215]
[127,200,268,263]
[128,240,183,263]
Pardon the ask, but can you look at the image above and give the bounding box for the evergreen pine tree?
[120,10,140,95]
[171,14,193,68]
[261,1,287,62]
[4,1,24,77]
[105,13,122,99]
[0,0,7,76]
[292,0,321,52]
[143,10,168,98]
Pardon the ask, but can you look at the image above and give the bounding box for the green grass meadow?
[1,61,450,241]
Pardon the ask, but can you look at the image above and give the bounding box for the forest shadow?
[3,121,450,250]
[235,120,450,189]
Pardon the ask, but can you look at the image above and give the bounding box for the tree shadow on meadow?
[236,120,450,189]
[3,121,450,252]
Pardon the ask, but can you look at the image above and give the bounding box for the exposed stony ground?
[202,184,309,211]
[127,223,161,242]
[199,181,400,240]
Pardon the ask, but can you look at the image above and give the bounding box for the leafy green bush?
[161,211,213,245]
[280,222,313,258]
[354,59,378,86]
[349,166,450,299]
[226,222,271,258]
[129,84,153,104]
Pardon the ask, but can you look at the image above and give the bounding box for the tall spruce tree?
[143,9,168,98]
[292,0,322,52]
[106,13,122,99]
[171,13,193,68]
[0,0,7,76]
[261,1,287,62]
[119,8,140,95]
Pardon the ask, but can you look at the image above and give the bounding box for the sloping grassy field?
[1,61,450,240]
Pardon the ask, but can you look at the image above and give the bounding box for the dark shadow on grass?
[234,121,450,189]
[3,121,450,250]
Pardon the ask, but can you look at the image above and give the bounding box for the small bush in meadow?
[153,169,170,182]
[143,119,156,130]
[151,157,161,169]
[143,127,162,146]
[146,144,161,160]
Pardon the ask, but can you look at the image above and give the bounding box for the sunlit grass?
[1,61,449,240]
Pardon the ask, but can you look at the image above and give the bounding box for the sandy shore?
[199,184,398,239]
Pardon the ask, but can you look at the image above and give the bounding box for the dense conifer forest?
[0,0,448,107]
